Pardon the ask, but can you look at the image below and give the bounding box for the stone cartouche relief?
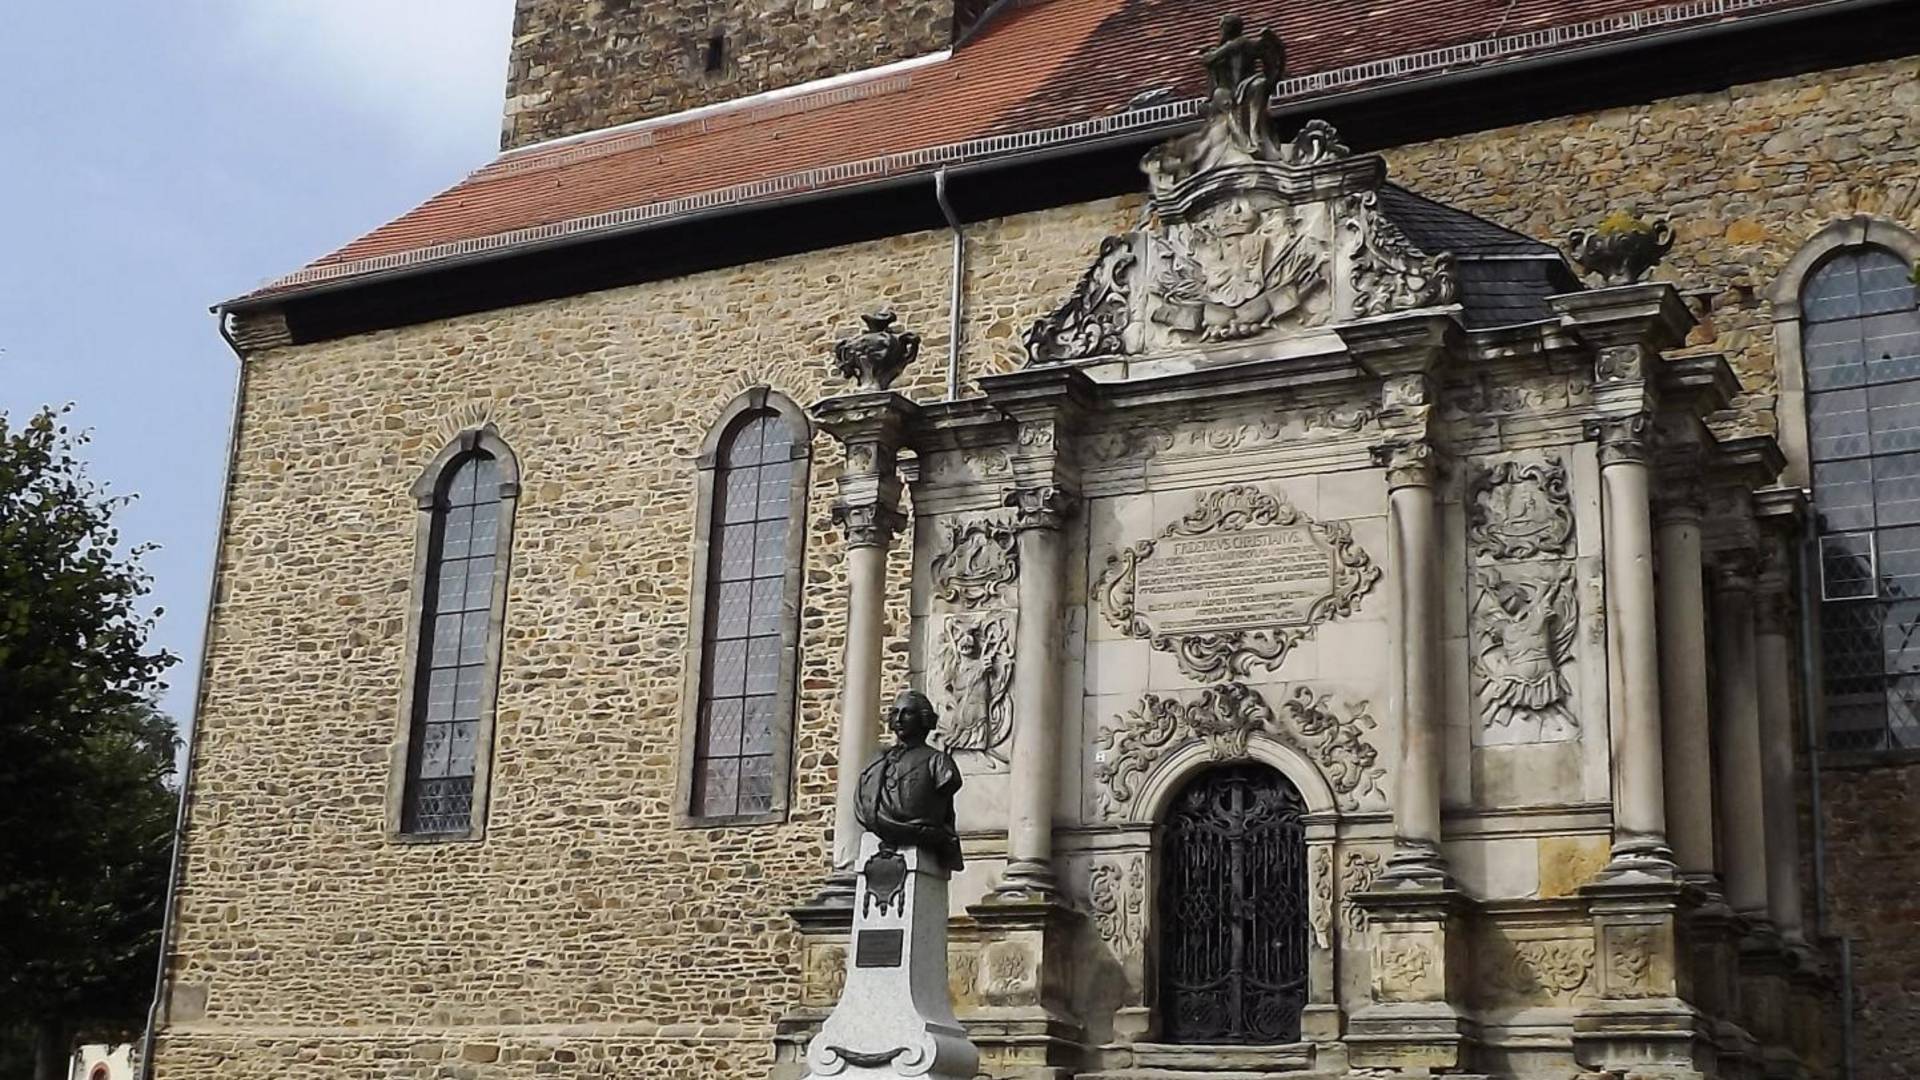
[1309,847,1336,950]
[1480,936,1596,1005]
[1467,458,1574,561]
[933,613,1015,765]
[1094,485,1380,682]
[1085,855,1148,959]
[1471,563,1580,745]
[1338,848,1385,943]
[1091,681,1385,817]
[930,517,1018,608]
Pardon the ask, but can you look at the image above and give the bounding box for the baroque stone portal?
[1094,485,1380,681]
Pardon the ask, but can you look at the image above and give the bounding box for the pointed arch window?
[391,427,520,840]
[677,388,811,826]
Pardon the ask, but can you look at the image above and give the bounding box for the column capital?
[1652,472,1708,524]
[1004,485,1080,532]
[1371,438,1440,491]
[1585,413,1655,467]
[831,502,909,549]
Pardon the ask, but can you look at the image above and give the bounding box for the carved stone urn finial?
[1565,212,1677,287]
[832,309,921,392]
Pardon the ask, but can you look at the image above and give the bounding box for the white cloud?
[220,0,518,155]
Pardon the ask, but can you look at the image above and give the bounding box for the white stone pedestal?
[803,834,979,1080]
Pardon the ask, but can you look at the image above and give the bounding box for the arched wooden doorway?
[1157,762,1308,1044]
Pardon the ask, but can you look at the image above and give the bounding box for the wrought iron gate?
[1157,764,1308,1044]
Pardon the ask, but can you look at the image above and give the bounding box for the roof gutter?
[224,0,1895,315]
[137,309,248,1080]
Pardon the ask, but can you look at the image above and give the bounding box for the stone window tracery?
[391,426,520,841]
[678,388,811,825]
[1799,245,1920,751]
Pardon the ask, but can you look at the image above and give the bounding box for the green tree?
[0,407,179,1080]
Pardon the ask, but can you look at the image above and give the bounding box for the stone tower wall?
[154,56,1920,1078]
[500,0,955,149]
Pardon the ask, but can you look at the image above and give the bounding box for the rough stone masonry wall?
[152,193,1136,1079]
[159,54,1920,1080]
[501,0,953,149]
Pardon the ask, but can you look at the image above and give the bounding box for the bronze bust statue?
[855,690,964,872]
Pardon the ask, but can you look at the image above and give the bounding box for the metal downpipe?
[934,167,965,400]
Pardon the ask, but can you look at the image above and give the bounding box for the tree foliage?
[0,406,179,1073]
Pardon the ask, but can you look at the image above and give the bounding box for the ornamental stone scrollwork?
[1339,848,1385,941]
[830,502,907,549]
[1606,927,1656,998]
[1482,937,1595,1004]
[1091,681,1385,817]
[832,310,921,392]
[982,942,1035,1005]
[1309,847,1336,950]
[1024,16,1455,366]
[1086,856,1147,957]
[1472,563,1579,745]
[1584,413,1654,466]
[948,948,981,1008]
[1565,213,1676,287]
[805,944,849,1005]
[1595,345,1646,383]
[1468,457,1575,561]
[1004,485,1079,531]
[1376,940,1439,998]
[934,614,1014,764]
[1341,190,1457,319]
[929,517,1019,608]
[1024,235,1137,364]
[1093,485,1381,682]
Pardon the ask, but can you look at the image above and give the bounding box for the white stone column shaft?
[1380,442,1446,881]
[1655,496,1717,881]
[832,538,889,876]
[996,490,1072,898]
[1592,417,1673,869]
[1755,555,1808,942]
[1711,563,1771,917]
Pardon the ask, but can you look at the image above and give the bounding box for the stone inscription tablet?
[1095,485,1381,681]
[1137,526,1336,633]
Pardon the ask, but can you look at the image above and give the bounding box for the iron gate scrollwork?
[1158,763,1308,1044]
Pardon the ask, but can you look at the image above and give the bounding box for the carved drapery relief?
[1468,458,1574,561]
[1471,562,1580,745]
[929,517,1019,608]
[1091,681,1385,817]
[1086,856,1148,958]
[933,613,1015,764]
[1094,485,1380,682]
[1338,848,1385,942]
[1309,847,1336,950]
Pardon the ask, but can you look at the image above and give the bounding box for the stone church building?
[155,1,1919,1077]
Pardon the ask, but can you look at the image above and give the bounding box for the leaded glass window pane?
[1808,247,1920,750]
[692,409,798,817]
[404,451,502,833]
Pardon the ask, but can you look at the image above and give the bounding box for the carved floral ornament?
[1024,18,1453,366]
[1091,680,1386,817]
[1086,856,1148,957]
[1482,937,1595,1003]
[1094,485,1381,682]
[1467,457,1575,561]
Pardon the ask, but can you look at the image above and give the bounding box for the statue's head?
[1219,13,1244,40]
[886,689,938,745]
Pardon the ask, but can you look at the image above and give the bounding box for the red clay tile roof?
[251,0,1825,299]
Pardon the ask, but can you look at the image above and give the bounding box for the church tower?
[500,0,983,149]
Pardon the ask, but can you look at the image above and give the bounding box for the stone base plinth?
[961,894,1085,1079]
[1346,883,1477,1071]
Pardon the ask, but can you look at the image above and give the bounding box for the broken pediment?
[1025,17,1573,367]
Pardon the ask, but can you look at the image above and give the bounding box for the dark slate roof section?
[1378,183,1582,328]
[1378,184,1561,258]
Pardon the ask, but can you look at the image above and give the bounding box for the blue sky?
[0,2,517,732]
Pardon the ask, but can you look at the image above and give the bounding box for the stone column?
[1710,555,1770,921]
[996,484,1076,899]
[1654,480,1718,884]
[1588,414,1675,874]
[1753,537,1807,945]
[1374,438,1448,885]
[805,392,915,908]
